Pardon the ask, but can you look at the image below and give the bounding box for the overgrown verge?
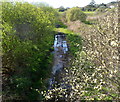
[44,20,83,102]
[2,2,58,101]
[44,7,119,101]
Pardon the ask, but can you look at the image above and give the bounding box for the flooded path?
[49,33,68,89]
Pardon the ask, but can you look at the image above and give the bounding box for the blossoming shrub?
[45,8,119,101]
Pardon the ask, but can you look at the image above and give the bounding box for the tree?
[66,7,87,22]
[89,0,96,6]
[82,0,97,11]
[58,6,66,12]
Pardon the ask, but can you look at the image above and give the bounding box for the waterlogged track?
[49,33,68,89]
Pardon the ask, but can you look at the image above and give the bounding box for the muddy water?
[49,33,68,89]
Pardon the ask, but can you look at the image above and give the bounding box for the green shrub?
[66,7,87,22]
[2,2,57,100]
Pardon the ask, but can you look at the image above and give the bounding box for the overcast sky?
[10,0,118,8]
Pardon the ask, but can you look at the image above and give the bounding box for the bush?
[2,2,58,100]
[66,7,87,22]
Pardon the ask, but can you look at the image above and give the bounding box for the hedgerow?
[2,2,58,100]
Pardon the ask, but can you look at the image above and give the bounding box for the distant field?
[58,11,95,15]
[83,11,95,14]
[59,12,64,14]
[54,28,74,34]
